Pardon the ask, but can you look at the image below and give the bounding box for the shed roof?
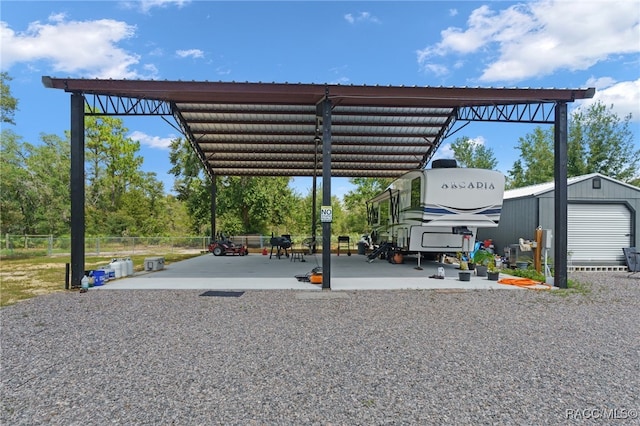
[42,77,595,179]
[503,173,640,199]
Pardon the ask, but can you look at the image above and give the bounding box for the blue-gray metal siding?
[477,175,640,265]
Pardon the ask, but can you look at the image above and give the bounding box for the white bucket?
[110,260,123,279]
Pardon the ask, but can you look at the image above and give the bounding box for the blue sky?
[2,0,639,198]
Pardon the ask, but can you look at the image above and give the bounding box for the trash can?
[357,241,366,255]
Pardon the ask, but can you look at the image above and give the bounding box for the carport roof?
[42,77,595,178]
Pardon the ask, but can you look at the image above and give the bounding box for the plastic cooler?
[92,270,105,286]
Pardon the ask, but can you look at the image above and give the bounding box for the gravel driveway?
[1,272,639,425]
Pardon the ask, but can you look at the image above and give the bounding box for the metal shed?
[477,173,640,267]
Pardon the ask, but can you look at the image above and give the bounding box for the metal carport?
[42,77,594,289]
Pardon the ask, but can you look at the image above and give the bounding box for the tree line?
[1,72,638,239]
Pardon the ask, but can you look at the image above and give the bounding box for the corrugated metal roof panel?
[42,77,595,178]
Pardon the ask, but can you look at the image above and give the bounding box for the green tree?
[0,74,25,233]
[0,132,29,234]
[115,172,170,236]
[569,102,638,182]
[0,133,71,235]
[507,101,639,188]
[1,72,18,125]
[449,136,499,169]
[169,137,301,235]
[506,127,555,188]
[23,134,71,235]
[84,113,143,215]
[342,177,391,235]
[216,175,297,235]
[0,83,178,237]
[169,137,212,234]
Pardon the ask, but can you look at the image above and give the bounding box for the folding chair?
[301,237,316,255]
[622,247,639,276]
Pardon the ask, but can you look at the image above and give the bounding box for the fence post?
[65,263,70,290]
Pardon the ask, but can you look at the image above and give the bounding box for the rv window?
[380,199,390,225]
[410,178,421,208]
[371,202,379,224]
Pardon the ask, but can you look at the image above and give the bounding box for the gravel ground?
[1,272,639,425]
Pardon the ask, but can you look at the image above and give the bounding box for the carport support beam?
[70,93,85,288]
[319,97,332,290]
[554,102,568,289]
[312,172,317,252]
[211,177,217,241]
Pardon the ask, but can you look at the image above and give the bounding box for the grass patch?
[0,252,201,307]
[558,279,592,296]
[504,267,591,296]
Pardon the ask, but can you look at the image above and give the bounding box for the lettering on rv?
[440,181,496,190]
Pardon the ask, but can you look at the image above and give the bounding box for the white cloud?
[439,136,486,159]
[129,131,174,150]
[585,76,618,90]
[176,49,204,59]
[344,12,380,24]
[0,16,157,79]
[468,136,486,147]
[449,9,458,17]
[417,0,640,82]
[424,63,448,77]
[329,76,350,85]
[148,47,164,57]
[48,12,66,23]
[576,78,640,121]
[216,66,231,76]
[435,144,454,159]
[121,0,191,14]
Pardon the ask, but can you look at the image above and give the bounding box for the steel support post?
[70,93,85,288]
[319,97,332,290]
[210,177,217,240]
[554,102,568,289]
[312,173,317,251]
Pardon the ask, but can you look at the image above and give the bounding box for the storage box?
[144,257,165,271]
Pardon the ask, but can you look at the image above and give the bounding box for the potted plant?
[458,260,471,281]
[473,250,494,277]
[486,256,500,281]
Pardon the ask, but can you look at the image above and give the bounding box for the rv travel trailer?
[366,160,505,254]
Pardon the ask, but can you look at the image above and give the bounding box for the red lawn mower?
[208,233,248,256]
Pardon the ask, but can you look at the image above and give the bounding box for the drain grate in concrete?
[200,290,245,298]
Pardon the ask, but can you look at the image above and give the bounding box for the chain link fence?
[1,234,362,258]
[1,235,211,257]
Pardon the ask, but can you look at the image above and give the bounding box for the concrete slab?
[95,252,521,291]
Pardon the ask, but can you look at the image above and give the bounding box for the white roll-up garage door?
[568,203,631,264]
